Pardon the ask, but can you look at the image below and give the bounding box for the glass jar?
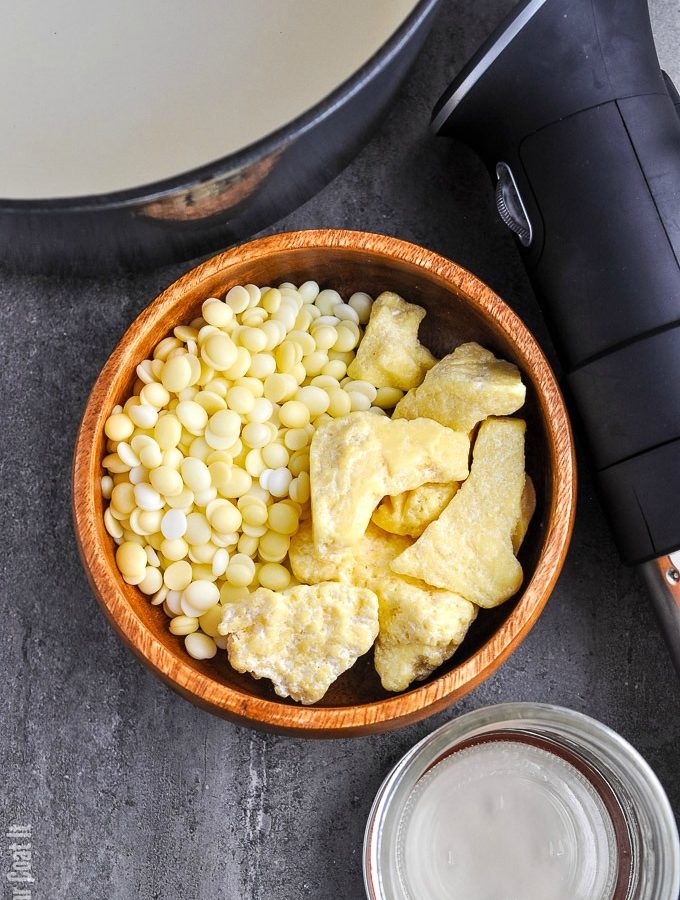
[364,703,679,900]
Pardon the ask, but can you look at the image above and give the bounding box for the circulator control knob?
[495,162,533,247]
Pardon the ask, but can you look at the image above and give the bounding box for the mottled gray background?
[2,1,680,898]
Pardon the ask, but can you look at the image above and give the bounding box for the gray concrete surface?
[2,2,680,898]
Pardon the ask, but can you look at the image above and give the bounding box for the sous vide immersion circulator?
[433,0,680,668]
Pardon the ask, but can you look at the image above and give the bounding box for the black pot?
[2,0,440,274]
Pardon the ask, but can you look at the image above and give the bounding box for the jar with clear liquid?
[364,703,679,900]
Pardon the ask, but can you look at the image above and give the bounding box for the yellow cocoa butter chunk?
[347,292,436,390]
[391,417,526,608]
[393,342,525,433]
[512,476,536,553]
[310,412,470,554]
[218,583,379,704]
[289,521,476,693]
[372,482,459,538]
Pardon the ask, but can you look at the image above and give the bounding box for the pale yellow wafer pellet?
[311,324,337,352]
[261,443,289,469]
[258,562,292,591]
[164,560,193,591]
[226,553,256,587]
[169,615,199,636]
[249,353,277,379]
[289,471,310,504]
[164,590,183,616]
[374,386,405,409]
[224,347,251,380]
[116,541,148,578]
[111,482,136,516]
[176,400,208,435]
[149,466,183,497]
[287,329,315,356]
[349,391,371,412]
[208,461,232,489]
[241,423,270,450]
[289,450,310,477]
[129,404,158,429]
[283,428,309,451]
[140,382,170,409]
[279,401,310,428]
[310,375,340,391]
[102,453,129,473]
[198,604,224,638]
[206,499,242,534]
[165,486,194,510]
[180,457,210,493]
[245,449,267,477]
[104,508,124,539]
[326,388,352,418]
[161,538,189,561]
[344,380,378,403]
[185,632,217,660]
[237,533,259,557]
[202,333,238,372]
[145,545,160,567]
[267,502,299,535]
[264,373,297,403]
[302,352,328,377]
[348,292,373,323]
[138,566,164,595]
[185,512,211,546]
[163,447,185,470]
[247,397,274,424]
[226,386,255,415]
[244,284,262,307]
[161,355,192,393]
[154,414,182,449]
[105,413,134,442]
[219,467,252,498]
[295,386,330,417]
[212,532,238,548]
[195,390,227,415]
[202,298,234,327]
[315,289,342,315]
[298,281,320,303]
[220,583,251,604]
[154,337,181,361]
[225,285,251,314]
[333,324,359,352]
[208,409,241,441]
[261,288,282,314]
[322,359,347,380]
[275,341,298,373]
[240,327,268,354]
[151,586,168,606]
[328,349,355,365]
[258,530,290,563]
[183,579,220,613]
[189,543,216,564]
[137,441,162,470]
[136,510,163,535]
[240,498,269,526]
[191,564,218,584]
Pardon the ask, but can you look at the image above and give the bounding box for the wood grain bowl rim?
[72,229,576,737]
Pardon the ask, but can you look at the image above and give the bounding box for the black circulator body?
[433,0,680,663]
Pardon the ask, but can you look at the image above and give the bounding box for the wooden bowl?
[73,230,576,737]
